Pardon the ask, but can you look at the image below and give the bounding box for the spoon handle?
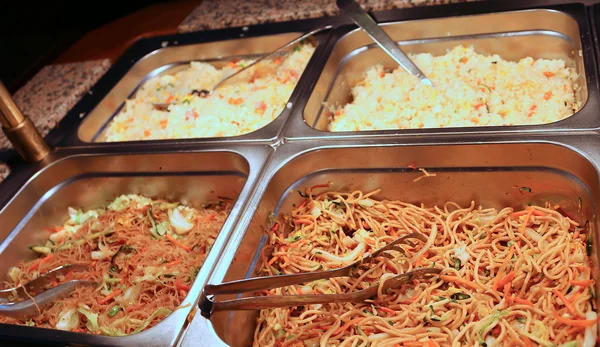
[336,0,433,86]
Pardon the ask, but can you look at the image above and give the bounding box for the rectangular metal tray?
[0,145,271,347]
[51,24,333,150]
[284,3,600,140]
[183,136,600,346]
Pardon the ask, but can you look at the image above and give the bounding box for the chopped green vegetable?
[519,187,532,193]
[507,240,515,246]
[29,246,52,255]
[108,305,121,317]
[25,320,34,327]
[57,228,114,251]
[388,320,393,325]
[356,326,366,337]
[454,258,462,270]
[131,307,172,334]
[286,334,296,340]
[167,83,174,88]
[147,206,160,238]
[156,221,169,236]
[517,317,526,323]
[99,327,127,336]
[587,233,592,256]
[77,305,99,332]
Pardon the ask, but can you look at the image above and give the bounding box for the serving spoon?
[336,0,434,87]
[152,26,332,111]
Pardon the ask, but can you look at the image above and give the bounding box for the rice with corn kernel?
[328,45,579,131]
[103,43,315,141]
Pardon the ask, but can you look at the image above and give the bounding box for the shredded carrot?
[165,94,174,104]
[144,129,151,137]
[28,261,39,272]
[175,279,191,292]
[503,281,512,302]
[166,234,192,252]
[543,71,555,78]
[523,337,533,347]
[41,254,53,265]
[571,279,594,287]
[166,260,182,267]
[553,310,600,327]
[566,325,585,335]
[377,306,396,316]
[520,209,535,233]
[460,57,468,63]
[440,275,480,291]
[402,342,422,347]
[297,199,308,209]
[273,57,281,65]
[553,289,579,317]
[414,251,429,267]
[269,222,279,233]
[99,289,122,305]
[514,297,534,306]
[494,271,516,291]
[294,219,313,226]
[267,256,279,267]
[426,339,439,347]
[576,265,587,272]
[333,318,364,335]
[544,91,553,100]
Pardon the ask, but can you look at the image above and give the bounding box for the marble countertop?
[0,59,110,182]
[179,0,477,32]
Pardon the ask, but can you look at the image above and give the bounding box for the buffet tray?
[0,0,599,346]
[185,134,600,346]
[0,144,271,347]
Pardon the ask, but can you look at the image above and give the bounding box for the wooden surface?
[54,0,201,64]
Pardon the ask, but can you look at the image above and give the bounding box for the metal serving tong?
[200,233,441,318]
[152,25,332,111]
[0,264,95,319]
[336,0,433,87]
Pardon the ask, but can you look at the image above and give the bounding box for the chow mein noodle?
[254,186,596,347]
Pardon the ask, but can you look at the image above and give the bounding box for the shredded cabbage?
[8,267,20,283]
[56,307,79,331]
[168,208,195,234]
[77,305,99,332]
[131,307,172,334]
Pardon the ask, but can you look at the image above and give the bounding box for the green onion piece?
[516,317,526,323]
[147,206,160,238]
[454,258,462,270]
[450,293,471,300]
[108,305,121,317]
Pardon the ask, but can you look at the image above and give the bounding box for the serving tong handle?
[200,233,432,318]
[203,232,427,296]
[200,268,440,316]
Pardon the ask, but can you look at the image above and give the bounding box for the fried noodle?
[254,188,595,347]
[0,194,231,336]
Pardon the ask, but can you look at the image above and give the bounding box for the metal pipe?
[0,81,51,162]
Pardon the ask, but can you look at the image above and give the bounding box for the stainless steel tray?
[0,0,599,346]
[0,145,271,347]
[183,135,600,346]
[284,4,600,141]
[52,24,334,150]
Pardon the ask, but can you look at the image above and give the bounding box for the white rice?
[328,45,579,132]
[103,43,315,141]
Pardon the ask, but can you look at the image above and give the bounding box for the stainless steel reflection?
[0,145,271,347]
[77,31,325,144]
[285,8,598,140]
[182,136,600,346]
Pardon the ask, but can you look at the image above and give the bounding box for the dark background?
[0,1,169,94]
